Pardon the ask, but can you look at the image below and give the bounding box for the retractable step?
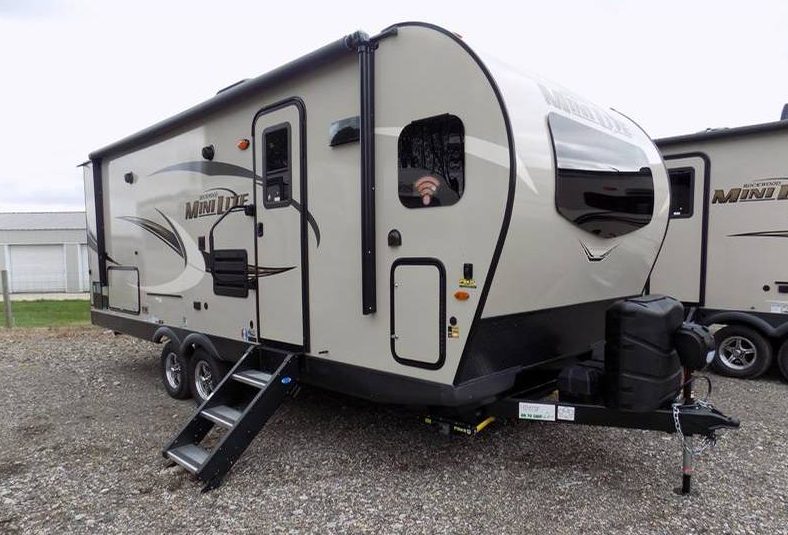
[162,347,300,491]
[233,369,272,388]
[167,444,209,473]
[201,404,242,428]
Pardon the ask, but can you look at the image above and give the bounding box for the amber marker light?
[237,138,250,150]
[454,291,470,301]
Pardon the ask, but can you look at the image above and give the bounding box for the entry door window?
[263,124,292,208]
[667,167,694,218]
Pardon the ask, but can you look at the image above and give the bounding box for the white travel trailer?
[83,22,736,491]
[653,113,788,381]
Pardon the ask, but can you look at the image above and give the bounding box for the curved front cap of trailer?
[476,54,669,318]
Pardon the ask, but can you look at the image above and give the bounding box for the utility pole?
[1,270,12,328]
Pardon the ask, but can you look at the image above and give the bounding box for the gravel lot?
[0,327,786,534]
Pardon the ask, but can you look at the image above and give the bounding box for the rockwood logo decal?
[712,178,788,204]
[184,187,249,220]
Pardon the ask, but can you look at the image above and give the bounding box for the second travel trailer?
[652,111,788,381]
[83,22,737,491]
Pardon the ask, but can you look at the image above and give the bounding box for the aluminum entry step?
[166,444,209,474]
[201,404,242,428]
[232,369,272,388]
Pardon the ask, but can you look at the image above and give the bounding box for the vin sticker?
[557,406,575,421]
[518,402,556,421]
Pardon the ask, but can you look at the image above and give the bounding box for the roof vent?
[782,104,788,121]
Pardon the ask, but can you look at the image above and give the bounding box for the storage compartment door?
[391,260,445,369]
[107,267,140,314]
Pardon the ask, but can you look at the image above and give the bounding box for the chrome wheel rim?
[718,336,757,370]
[164,352,182,390]
[194,360,215,400]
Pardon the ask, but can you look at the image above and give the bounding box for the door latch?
[256,222,264,237]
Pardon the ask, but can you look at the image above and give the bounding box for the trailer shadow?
[236,384,672,494]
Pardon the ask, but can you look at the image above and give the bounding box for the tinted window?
[668,168,694,218]
[550,113,654,238]
[398,114,464,208]
[265,127,288,173]
[263,124,291,208]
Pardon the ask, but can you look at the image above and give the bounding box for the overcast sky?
[1,0,786,212]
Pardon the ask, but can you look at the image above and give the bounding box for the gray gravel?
[0,326,786,534]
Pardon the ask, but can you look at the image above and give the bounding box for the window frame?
[397,113,465,210]
[547,112,655,239]
[262,122,292,209]
[667,166,695,219]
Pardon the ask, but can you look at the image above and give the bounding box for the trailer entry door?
[253,102,306,347]
[650,156,707,303]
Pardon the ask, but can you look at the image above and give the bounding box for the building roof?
[0,212,86,231]
[655,119,788,147]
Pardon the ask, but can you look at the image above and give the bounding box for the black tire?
[777,339,788,383]
[712,325,773,379]
[189,348,228,405]
[160,341,191,399]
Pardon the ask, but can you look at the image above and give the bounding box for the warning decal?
[518,402,556,421]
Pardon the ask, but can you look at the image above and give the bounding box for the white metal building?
[0,212,89,293]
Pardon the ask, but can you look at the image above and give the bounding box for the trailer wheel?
[160,341,191,399]
[189,348,228,405]
[777,339,788,382]
[713,325,773,379]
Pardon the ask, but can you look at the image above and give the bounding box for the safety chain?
[672,399,718,456]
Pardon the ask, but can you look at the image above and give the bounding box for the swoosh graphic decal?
[140,215,206,295]
[156,209,187,267]
[151,161,258,181]
[118,215,185,259]
[87,230,119,265]
[247,265,296,279]
[87,229,98,252]
[729,230,788,238]
[150,160,321,246]
[290,199,321,247]
[117,212,296,294]
[376,127,538,194]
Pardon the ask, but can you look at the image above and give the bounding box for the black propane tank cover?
[605,295,685,411]
[202,144,215,160]
[674,322,715,371]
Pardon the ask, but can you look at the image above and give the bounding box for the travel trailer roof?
[89,31,369,160]
[656,118,788,146]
